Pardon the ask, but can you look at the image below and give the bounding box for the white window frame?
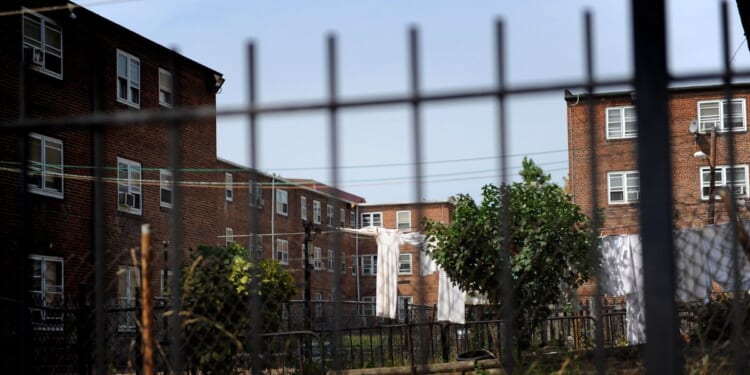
[328,249,335,272]
[700,165,750,200]
[29,255,64,325]
[397,296,413,323]
[28,133,64,198]
[313,200,322,224]
[314,246,324,271]
[327,204,335,226]
[159,169,173,208]
[225,173,233,202]
[396,210,411,232]
[361,255,377,275]
[361,212,383,227]
[340,208,346,227]
[23,9,63,79]
[350,211,356,228]
[116,49,140,108]
[276,189,288,216]
[361,296,375,316]
[605,106,637,139]
[158,67,173,108]
[698,99,747,133]
[249,180,263,207]
[607,171,640,204]
[117,157,142,215]
[117,266,140,331]
[301,196,308,221]
[225,227,234,246]
[398,253,412,275]
[275,239,289,265]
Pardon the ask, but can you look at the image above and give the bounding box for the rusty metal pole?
[140,224,154,375]
[707,128,717,224]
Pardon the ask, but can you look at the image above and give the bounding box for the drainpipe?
[271,176,275,260]
[355,205,360,302]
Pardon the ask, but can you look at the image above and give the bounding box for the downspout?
[271,176,276,260]
[355,205,360,301]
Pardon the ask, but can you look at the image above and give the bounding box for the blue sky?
[88,0,750,204]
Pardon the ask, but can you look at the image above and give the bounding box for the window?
[313,200,322,224]
[117,158,142,214]
[29,255,63,324]
[340,208,346,227]
[398,253,412,275]
[301,196,308,221]
[314,247,324,270]
[361,255,377,275]
[160,169,173,208]
[350,211,356,228]
[607,171,640,204]
[276,189,288,215]
[361,296,375,316]
[28,133,63,198]
[361,212,382,227]
[341,254,346,273]
[116,49,140,108]
[225,227,234,246]
[327,204,335,226]
[397,296,413,323]
[328,249,335,272]
[158,68,173,107]
[249,181,263,207]
[117,266,139,330]
[315,292,323,318]
[225,173,233,201]
[700,165,750,199]
[276,239,289,265]
[23,10,62,78]
[698,99,746,132]
[160,270,173,298]
[606,106,637,139]
[397,210,411,231]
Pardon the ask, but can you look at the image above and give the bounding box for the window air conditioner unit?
[24,46,43,66]
[125,193,135,207]
[702,121,718,132]
[734,185,746,196]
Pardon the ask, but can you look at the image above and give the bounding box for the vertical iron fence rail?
[583,11,606,374]
[494,18,515,373]
[632,0,681,374]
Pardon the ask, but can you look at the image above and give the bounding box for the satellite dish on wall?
[689,119,699,134]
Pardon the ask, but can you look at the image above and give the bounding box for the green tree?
[181,242,295,374]
[423,157,599,349]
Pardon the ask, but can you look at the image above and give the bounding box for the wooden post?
[140,224,154,375]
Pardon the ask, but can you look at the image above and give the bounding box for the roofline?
[215,158,365,205]
[359,199,456,207]
[564,82,750,102]
[70,1,222,78]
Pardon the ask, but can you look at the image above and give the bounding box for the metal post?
[631,0,681,373]
[708,128,717,224]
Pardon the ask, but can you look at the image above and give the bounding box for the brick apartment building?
[566,84,750,236]
[1,1,459,338]
[0,0,224,327]
[356,201,455,320]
